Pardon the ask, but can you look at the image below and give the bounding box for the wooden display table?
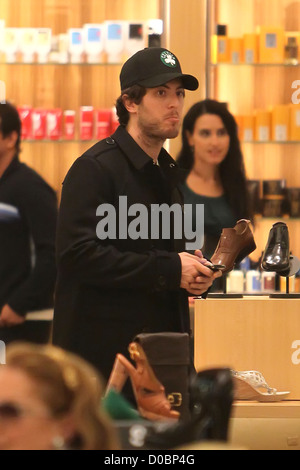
[230,401,300,450]
[194,296,300,400]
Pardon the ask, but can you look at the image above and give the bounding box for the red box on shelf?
[63,110,76,140]
[95,109,112,140]
[80,106,94,140]
[47,109,63,140]
[31,108,47,140]
[18,105,32,140]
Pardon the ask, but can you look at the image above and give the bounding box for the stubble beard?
[137,115,181,144]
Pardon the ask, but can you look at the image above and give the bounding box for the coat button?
[169,163,175,168]
[158,275,167,287]
[106,137,115,145]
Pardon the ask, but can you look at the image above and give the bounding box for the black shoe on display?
[261,222,290,274]
[144,368,234,449]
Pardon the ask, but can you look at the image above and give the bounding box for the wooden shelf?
[211,62,300,67]
[21,139,99,144]
[242,141,300,144]
[230,400,300,449]
[0,62,122,66]
[233,400,300,419]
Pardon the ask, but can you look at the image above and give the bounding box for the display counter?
[194,296,300,399]
[194,296,300,449]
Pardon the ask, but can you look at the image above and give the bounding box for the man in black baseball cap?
[120,47,199,91]
[53,44,216,406]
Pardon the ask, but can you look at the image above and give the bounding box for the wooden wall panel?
[166,0,207,158]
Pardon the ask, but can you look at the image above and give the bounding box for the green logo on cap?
[160,51,177,68]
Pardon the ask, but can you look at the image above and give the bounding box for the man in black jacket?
[53,48,220,382]
[0,102,57,345]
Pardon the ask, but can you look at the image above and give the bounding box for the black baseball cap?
[120,47,199,91]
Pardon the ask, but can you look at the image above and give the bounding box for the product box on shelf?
[36,27,52,63]
[125,22,146,59]
[19,28,37,63]
[271,104,290,141]
[63,110,76,140]
[287,188,300,218]
[68,28,84,63]
[240,115,254,141]
[18,105,32,140]
[83,23,104,64]
[80,106,94,140]
[31,108,47,140]
[211,24,229,63]
[258,26,285,63]
[289,103,300,140]
[247,180,261,215]
[46,109,63,140]
[3,27,19,63]
[284,31,300,65]
[104,21,125,63]
[229,37,243,64]
[262,179,287,217]
[255,109,271,141]
[95,109,112,140]
[243,33,258,64]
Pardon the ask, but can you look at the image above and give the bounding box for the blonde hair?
[6,342,119,450]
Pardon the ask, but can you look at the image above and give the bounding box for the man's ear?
[122,95,138,114]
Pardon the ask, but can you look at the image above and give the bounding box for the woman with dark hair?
[177,99,253,266]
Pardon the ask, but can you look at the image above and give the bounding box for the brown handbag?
[133,332,192,420]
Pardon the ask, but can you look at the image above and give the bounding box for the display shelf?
[242,140,300,144]
[0,62,122,66]
[229,401,300,450]
[21,139,100,143]
[207,0,300,260]
[211,62,300,67]
[0,0,161,196]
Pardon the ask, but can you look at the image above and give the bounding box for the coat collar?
[112,126,187,188]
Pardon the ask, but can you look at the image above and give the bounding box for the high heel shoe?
[232,370,290,402]
[106,342,180,421]
[210,219,256,274]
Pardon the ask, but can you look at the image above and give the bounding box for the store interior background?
[2,0,300,273]
[2,0,300,451]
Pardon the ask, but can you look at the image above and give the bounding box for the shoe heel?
[235,240,256,264]
[105,354,129,395]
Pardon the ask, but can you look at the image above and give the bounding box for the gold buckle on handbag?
[167,392,182,407]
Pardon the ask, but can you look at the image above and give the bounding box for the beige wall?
[162,0,207,158]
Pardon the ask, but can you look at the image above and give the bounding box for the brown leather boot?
[210,219,256,274]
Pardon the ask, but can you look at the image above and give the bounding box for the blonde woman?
[0,342,119,450]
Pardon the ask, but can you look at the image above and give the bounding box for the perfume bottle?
[285,36,298,65]
[211,24,229,63]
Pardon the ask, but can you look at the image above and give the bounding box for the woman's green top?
[180,182,237,259]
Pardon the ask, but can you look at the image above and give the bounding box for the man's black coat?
[53,126,190,381]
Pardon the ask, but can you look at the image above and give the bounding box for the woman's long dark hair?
[177,99,253,222]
